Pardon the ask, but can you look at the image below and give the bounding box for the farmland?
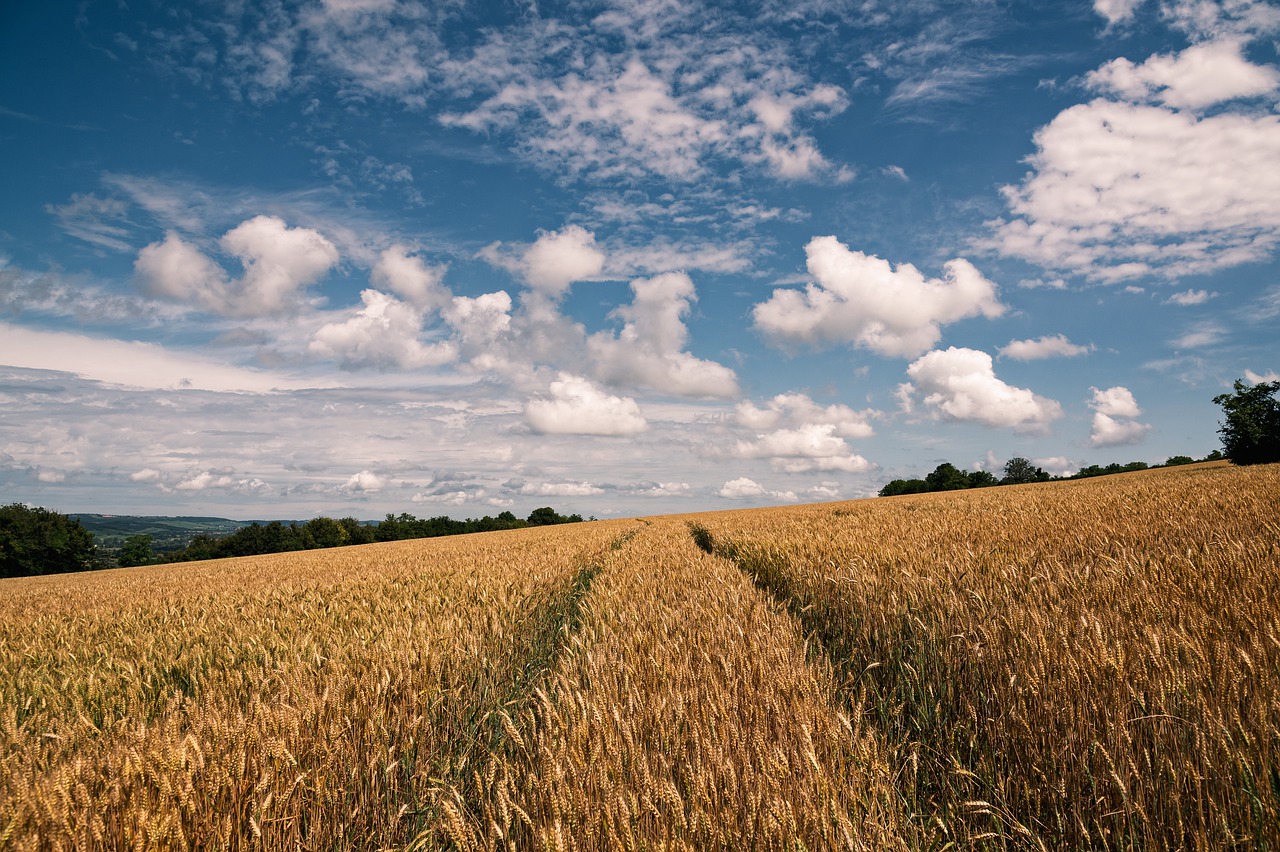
[2,462,1277,849]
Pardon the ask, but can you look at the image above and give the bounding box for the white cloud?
[1094,0,1144,25]
[625,481,692,497]
[1090,413,1153,446]
[606,238,753,277]
[445,56,726,182]
[1161,0,1280,40]
[1086,39,1280,109]
[1088,385,1152,446]
[342,469,387,492]
[991,99,1280,281]
[0,322,316,392]
[753,236,1005,357]
[37,469,66,483]
[1244,368,1280,383]
[524,374,647,436]
[310,289,456,370]
[1172,322,1227,348]
[734,424,873,473]
[219,215,340,314]
[371,245,450,311]
[518,225,606,298]
[442,47,848,183]
[1016,277,1068,290]
[717,477,797,502]
[588,272,739,398]
[735,392,875,439]
[130,468,162,482]
[1165,289,1217,305]
[134,231,229,310]
[135,216,339,316]
[1089,385,1142,418]
[411,490,470,506]
[1033,456,1078,477]
[441,291,514,363]
[902,347,1063,432]
[998,334,1090,360]
[47,193,135,252]
[174,470,269,493]
[517,480,605,497]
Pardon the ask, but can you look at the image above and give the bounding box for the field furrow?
[0,520,636,850]
[687,463,1280,850]
[427,520,908,851]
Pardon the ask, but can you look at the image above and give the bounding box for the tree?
[1164,455,1195,467]
[526,507,581,526]
[0,503,98,578]
[878,479,928,497]
[303,516,348,549]
[1213,379,1280,465]
[925,462,970,491]
[1002,457,1048,485]
[966,469,999,488]
[118,534,155,567]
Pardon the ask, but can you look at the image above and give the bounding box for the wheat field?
[2,462,1277,849]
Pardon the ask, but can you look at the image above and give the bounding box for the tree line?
[1,506,585,578]
[126,507,585,566]
[878,452,1221,498]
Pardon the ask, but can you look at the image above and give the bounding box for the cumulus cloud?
[998,334,1091,360]
[717,477,798,502]
[134,232,230,311]
[1094,0,1144,25]
[1165,289,1216,305]
[371,245,450,311]
[524,373,647,436]
[902,347,1063,432]
[1086,39,1280,109]
[518,225,606,298]
[731,392,875,473]
[342,469,387,492]
[309,289,456,370]
[1089,385,1142,418]
[625,481,692,497]
[1034,456,1078,477]
[219,216,340,314]
[1088,385,1152,446]
[174,470,269,493]
[518,480,606,497]
[734,424,873,473]
[991,83,1280,281]
[753,236,1005,357]
[135,215,339,316]
[441,291,514,364]
[735,392,875,439]
[1090,413,1153,446]
[589,272,738,398]
[1244,368,1280,383]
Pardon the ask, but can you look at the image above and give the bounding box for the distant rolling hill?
[69,514,256,554]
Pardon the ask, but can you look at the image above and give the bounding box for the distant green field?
[68,514,253,553]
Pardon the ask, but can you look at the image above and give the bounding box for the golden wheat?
[2,462,1275,850]
[687,462,1280,849]
[0,521,634,849]
[422,520,906,851]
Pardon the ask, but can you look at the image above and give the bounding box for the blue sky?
[2,0,1278,519]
